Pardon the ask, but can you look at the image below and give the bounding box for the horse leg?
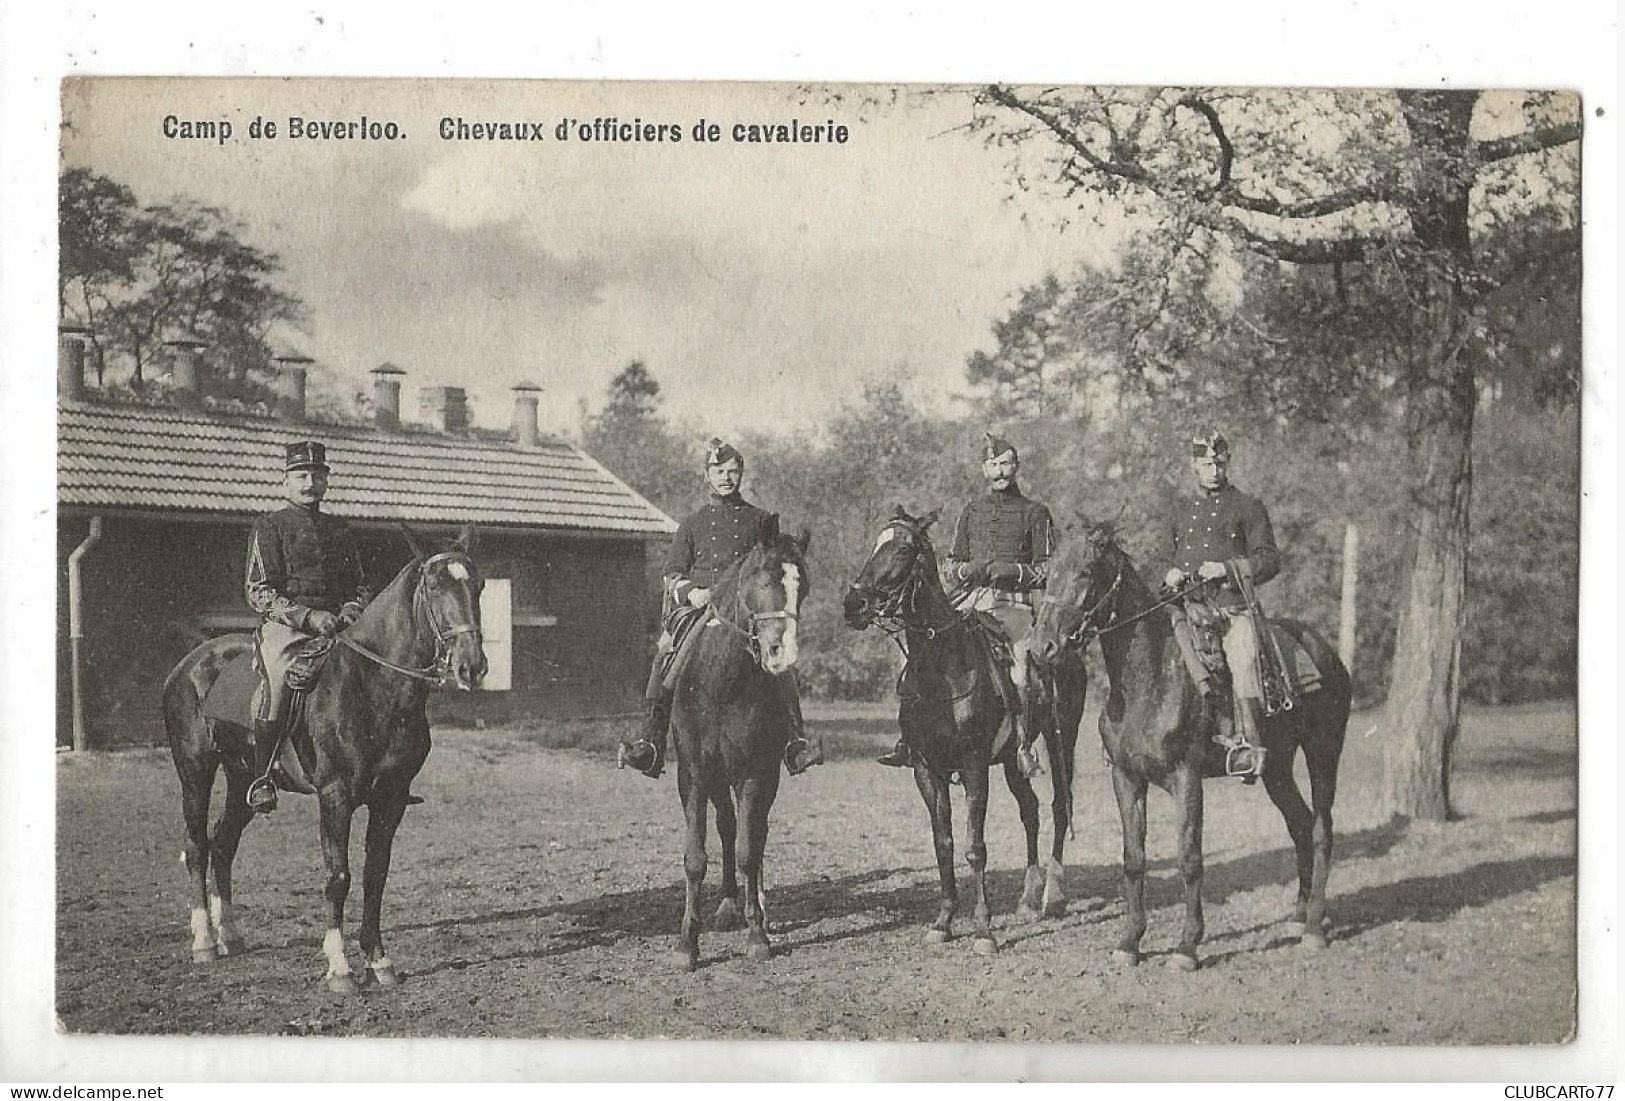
[711,785,742,932]
[1260,742,1317,937]
[1300,731,1341,951]
[964,763,997,956]
[672,766,708,972]
[737,776,778,961]
[1109,765,1149,966]
[358,791,409,987]
[1003,758,1045,922]
[206,767,255,958]
[1167,762,1205,972]
[316,786,359,995]
[178,755,219,964]
[913,764,957,944]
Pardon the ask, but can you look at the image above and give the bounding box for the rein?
[1042,555,1196,648]
[336,551,480,684]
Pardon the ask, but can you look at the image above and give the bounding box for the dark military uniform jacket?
[944,483,1056,605]
[245,504,372,631]
[662,493,772,610]
[1170,484,1279,609]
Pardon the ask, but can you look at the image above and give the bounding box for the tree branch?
[984,84,1148,184]
[1477,122,1582,164]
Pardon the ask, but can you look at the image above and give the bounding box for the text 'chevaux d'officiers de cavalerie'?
[160,114,853,146]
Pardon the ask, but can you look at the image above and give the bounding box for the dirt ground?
[56,702,1576,1043]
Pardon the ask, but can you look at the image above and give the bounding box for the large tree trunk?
[1380,91,1479,820]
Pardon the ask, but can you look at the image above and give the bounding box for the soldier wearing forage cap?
[877,431,1056,776]
[1162,428,1280,780]
[618,437,822,780]
[243,441,378,812]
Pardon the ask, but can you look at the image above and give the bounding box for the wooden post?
[1339,522,1359,674]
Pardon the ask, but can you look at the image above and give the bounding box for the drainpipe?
[68,516,104,752]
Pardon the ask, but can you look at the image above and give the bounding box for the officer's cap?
[284,441,330,472]
[981,432,1018,463]
[1190,428,1231,460]
[704,437,744,468]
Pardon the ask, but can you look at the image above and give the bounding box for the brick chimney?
[511,381,542,447]
[418,386,468,433]
[164,333,209,409]
[58,324,91,401]
[272,351,312,421]
[371,363,406,428]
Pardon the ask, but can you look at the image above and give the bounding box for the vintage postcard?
[24,65,1601,1080]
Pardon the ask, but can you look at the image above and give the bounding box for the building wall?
[57,513,654,748]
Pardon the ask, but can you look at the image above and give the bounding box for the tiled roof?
[58,400,677,536]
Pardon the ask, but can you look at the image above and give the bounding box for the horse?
[161,524,486,994]
[1027,521,1351,970]
[842,506,1090,955]
[668,514,811,971]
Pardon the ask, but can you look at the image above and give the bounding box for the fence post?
[1339,522,1359,674]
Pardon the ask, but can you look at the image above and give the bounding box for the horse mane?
[709,519,808,611]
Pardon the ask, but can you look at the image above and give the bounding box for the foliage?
[59,167,306,398]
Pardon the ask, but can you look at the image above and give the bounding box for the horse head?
[1030,518,1121,668]
[400,522,489,691]
[733,513,811,677]
[843,504,942,630]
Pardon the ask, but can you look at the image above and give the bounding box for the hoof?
[217,937,248,958]
[1299,931,1329,952]
[1164,951,1199,973]
[746,939,773,962]
[325,972,359,996]
[670,948,699,973]
[1015,903,1042,924]
[924,927,952,946]
[191,947,218,965]
[368,965,401,988]
[1110,948,1140,968]
[711,898,743,932]
[972,937,999,957]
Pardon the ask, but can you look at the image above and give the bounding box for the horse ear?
[454,522,478,555]
[919,507,941,529]
[398,522,432,559]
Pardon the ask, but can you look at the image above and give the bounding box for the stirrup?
[784,737,823,776]
[1016,742,1045,778]
[246,776,278,813]
[617,738,664,779]
[1225,743,1266,782]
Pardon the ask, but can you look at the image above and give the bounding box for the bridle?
[337,550,483,684]
[708,550,802,669]
[1039,545,1197,650]
[849,521,960,648]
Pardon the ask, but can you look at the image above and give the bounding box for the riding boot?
[877,737,915,768]
[619,696,670,779]
[246,718,283,813]
[1228,696,1267,784]
[780,676,823,775]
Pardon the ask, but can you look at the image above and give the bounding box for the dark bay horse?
[162,524,486,994]
[1028,522,1350,970]
[843,507,1090,955]
[669,514,810,971]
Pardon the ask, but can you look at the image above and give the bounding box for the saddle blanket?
[200,636,335,728]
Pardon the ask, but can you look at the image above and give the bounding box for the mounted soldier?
[244,441,395,812]
[877,431,1055,777]
[1162,428,1281,781]
[619,437,822,780]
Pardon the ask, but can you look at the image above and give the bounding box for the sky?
[62,79,1125,440]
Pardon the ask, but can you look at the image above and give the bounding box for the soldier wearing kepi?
[878,432,1056,776]
[1162,428,1280,780]
[243,441,375,813]
[618,437,822,780]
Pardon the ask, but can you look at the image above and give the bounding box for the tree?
[59,168,306,394]
[580,361,698,521]
[979,86,1579,819]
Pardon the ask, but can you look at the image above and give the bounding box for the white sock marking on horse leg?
[189,907,214,953]
[322,928,350,977]
[779,563,801,667]
[368,953,394,972]
[209,892,243,948]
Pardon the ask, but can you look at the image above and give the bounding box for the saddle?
[1168,600,1326,699]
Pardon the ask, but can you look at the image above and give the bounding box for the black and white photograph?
[2,3,1617,1085]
